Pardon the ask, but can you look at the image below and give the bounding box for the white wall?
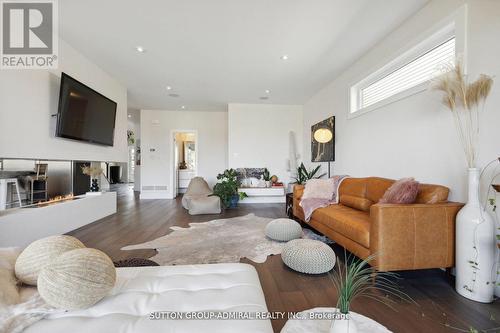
[228,104,303,184]
[140,110,227,199]
[302,0,500,202]
[0,39,128,162]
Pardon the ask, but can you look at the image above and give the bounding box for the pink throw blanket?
[300,175,349,222]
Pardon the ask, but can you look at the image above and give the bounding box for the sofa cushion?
[365,177,395,203]
[416,184,449,204]
[311,205,370,248]
[339,195,373,212]
[339,178,367,198]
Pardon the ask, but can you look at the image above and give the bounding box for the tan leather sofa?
[293,177,463,271]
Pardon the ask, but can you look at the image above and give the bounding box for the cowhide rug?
[121,213,331,265]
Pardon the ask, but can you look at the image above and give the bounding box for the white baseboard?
[240,196,286,204]
[139,191,170,199]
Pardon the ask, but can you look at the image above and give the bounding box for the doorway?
[171,131,198,198]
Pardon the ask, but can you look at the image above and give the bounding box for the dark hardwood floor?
[68,185,500,333]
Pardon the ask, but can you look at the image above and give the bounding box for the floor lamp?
[313,128,334,178]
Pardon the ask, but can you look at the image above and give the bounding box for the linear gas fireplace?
[24,193,78,208]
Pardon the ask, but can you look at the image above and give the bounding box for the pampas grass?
[432,62,494,168]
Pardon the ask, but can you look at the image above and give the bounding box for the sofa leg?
[445,267,454,282]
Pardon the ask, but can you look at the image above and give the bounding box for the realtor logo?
[1,0,58,69]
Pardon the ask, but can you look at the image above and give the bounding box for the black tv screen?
[56,73,117,146]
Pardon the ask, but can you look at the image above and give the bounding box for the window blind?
[360,37,455,109]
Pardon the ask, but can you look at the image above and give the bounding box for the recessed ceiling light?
[169,93,179,98]
[135,46,145,53]
[180,105,186,110]
[166,86,172,90]
[265,89,271,94]
[280,55,289,60]
[127,114,131,118]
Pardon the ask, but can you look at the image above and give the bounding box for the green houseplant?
[329,254,413,333]
[263,168,271,187]
[292,162,326,185]
[212,169,247,208]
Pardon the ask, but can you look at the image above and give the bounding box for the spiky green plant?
[292,163,326,185]
[262,168,271,181]
[329,253,414,314]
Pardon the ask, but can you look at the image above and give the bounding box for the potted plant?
[81,165,103,192]
[292,162,326,185]
[329,254,412,333]
[212,169,247,208]
[262,168,271,187]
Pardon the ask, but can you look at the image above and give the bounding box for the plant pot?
[330,312,358,333]
[265,181,272,188]
[455,168,496,303]
[228,194,239,209]
[90,179,100,192]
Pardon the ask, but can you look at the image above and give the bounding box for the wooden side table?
[286,192,294,219]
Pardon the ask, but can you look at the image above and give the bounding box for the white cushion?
[302,178,335,200]
[25,263,273,333]
[265,219,302,242]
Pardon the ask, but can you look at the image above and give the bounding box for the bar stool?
[0,178,22,210]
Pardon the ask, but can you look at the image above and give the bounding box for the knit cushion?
[265,219,302,242]
[281,239,336,274]
[38,248,116,310]
[15,236,85,286]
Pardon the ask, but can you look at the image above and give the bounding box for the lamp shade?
[313,128,333,143]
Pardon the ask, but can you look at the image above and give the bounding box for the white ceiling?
[60,0,428,111]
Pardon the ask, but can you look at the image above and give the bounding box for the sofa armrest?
[293,184,305,201]
[292,185,305,221]
[369,202,463,271]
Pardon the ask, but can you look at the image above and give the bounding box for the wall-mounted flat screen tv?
[56,73,117,146]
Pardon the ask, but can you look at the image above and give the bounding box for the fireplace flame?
[37,193,75,206]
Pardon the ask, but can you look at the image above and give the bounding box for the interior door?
[173,135,179,197]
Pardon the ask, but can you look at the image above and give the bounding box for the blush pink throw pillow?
[379,178,419,204]
[302,179,335,200]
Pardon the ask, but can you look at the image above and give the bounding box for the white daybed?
[25,263,273,333]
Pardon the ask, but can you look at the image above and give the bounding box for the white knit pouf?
[265,218,303,242]
[281,239,336,274]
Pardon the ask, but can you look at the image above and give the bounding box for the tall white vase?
[495,191,500,297]
[455,168,496,303]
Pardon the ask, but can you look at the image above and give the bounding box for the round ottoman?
[281,239,336,274]
[265,218,303,242]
